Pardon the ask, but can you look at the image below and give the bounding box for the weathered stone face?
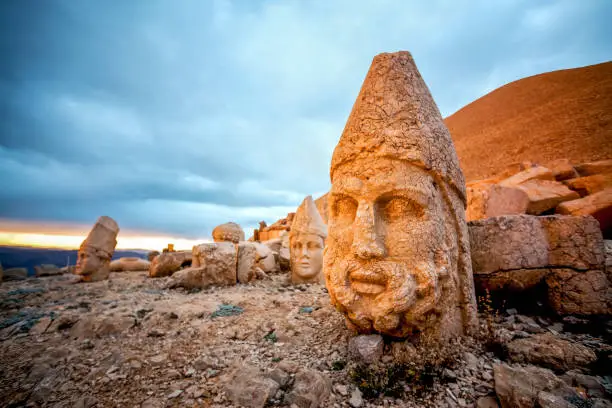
[289,196,327,284]
[324,51,477,339]
[290,233,324,283]
[326,157,461,337]
[75,216,119,282]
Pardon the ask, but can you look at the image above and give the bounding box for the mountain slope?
[445,61,612,181]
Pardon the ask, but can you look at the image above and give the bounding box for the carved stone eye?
[378,196,424,222]
[332,196,357,226]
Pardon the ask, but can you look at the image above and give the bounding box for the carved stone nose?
[352,202,385,259]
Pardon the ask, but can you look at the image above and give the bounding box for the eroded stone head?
[290,196,328,284]
[76,216,119,282]
[324,51,477,339]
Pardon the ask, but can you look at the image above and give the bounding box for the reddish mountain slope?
[445,61,612,182]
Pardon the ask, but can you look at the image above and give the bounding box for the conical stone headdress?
[291,196,328,238]
[330,51,466,204]
[81,216,119,258]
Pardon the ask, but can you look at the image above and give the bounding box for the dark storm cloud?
[1,0,611,237]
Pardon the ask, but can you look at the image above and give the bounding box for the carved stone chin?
[323,51,478,340]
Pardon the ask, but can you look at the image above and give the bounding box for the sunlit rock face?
[75,216,119,282]
[324,51,478,339]
[289,196,327,284]
[212,222,245,244]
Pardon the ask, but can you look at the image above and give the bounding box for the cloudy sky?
[1,0,611,244]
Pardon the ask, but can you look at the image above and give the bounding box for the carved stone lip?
[349,269,386,295]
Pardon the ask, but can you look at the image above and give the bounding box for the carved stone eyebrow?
[375,188,431,208]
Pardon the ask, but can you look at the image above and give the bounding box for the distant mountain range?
[0,246,148,275]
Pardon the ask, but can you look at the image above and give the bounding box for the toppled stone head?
[290,196,328,284]
[324,51,477,339]
[76,216,119,282]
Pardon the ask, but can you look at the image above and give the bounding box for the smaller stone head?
[289,196,328,284]
[75,216,119,282]
[212,222,245,244]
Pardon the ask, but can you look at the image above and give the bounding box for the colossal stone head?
[290,196,328,284]
[324,52,477,339]
[76,216,119,282]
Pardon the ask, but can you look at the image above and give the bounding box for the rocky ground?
[1,272,610,408]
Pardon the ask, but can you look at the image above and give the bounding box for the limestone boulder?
[575,159,612,177]
[109,257,150,272]
[493,363,578,408]
[285,368,331,408]
[171,243,237,289]
[348,334,384,364]
[149,251,192,278]
[557,188,612,235]
[253,242,278,273]
[237,242,257,283]
[547,159,578,181]
[546,269,611,315]
[147,250,160,262]
[34,264,63,277]
[3,267,28,281]
[499,166,554,187]
[262,238,282,253]
[563,174,612,197]
[507,333,597,372]
[223,363,280,408]
[212,222,245,244]
[466,182,529,221]
[516,179,580,215]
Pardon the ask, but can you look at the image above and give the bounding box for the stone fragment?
[147,250,160,262]
[212,222,244,244]
[349,388,363,408]
[110,257,150,272]
[237,242,257,283]
[466,182,529,221]
[563,174,612,197]
[253,242,278,273]
[285,369,331,408]
[263,238,282,253]
[290,195,327,284]
[171,243,237,289]
[575,159,612,177]
[516,179,580,214]
[3,267,28,281]
[546,269,610,315]
[324,51,477,339]
[69,314,135,339]
[557,188,612,234]
[493,363,578,408]
[149,251,192,277]
[507,333,597,371]
[499,166,555,187]
[476,396,500,408]
[547,159,579,181]
[75,216,119,282]
[278,247,291,272]
[34,264,63,277]
[348,334,384,364]
[224,364,279,408]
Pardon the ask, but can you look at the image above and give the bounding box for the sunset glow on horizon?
[0,219,209,250]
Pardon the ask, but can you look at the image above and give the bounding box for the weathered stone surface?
[315,193,329,224]
[557,188,612,234]
[76,216,119,282]
[171,243,237,289]
[476,396,500,408]
[499,166,554,187]
[262,238,282,253]
[237,242,257,284]
[149,251,192,278]
[3,267,28,281]
[285,369,330,408]
[324,51,477,339]
[547,159,578,181]
[507,333,597,371]
[546,269,611,315]
[34,264,63,277]
[212,222,245,244]
[69,314,135,340]
[493,363,577,408]
[253,243,277,273]
[516,179,580,214]
[290,195,327,284]
[110,257,150,272]
[147,250,160,262]
[575,159,612,177]
[469,215,604,274]
[224,364,279,408]
[563,174,612,197]
[348,334,384,364]
[466,182,529,221]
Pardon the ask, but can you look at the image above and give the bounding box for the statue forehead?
[331,157,435,197]
[290,232,324,243]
